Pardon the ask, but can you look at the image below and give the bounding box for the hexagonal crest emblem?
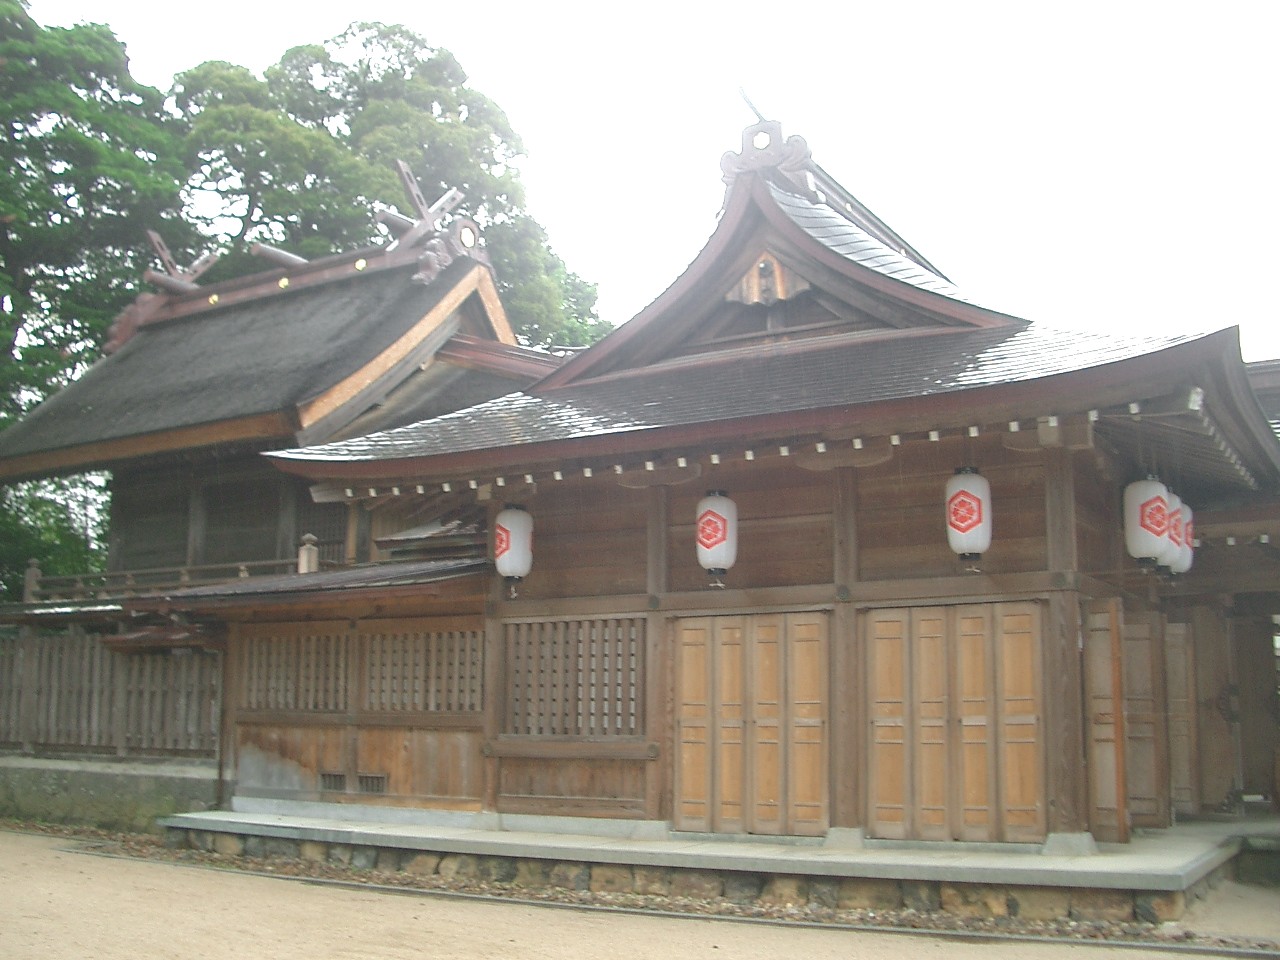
[1139,496,1167,537]
[494,523,511,558]
[697,510,728,550]
[947,490,983,534]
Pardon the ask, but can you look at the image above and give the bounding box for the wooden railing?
[22,557,328,603]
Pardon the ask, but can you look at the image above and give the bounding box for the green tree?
[0,478,104,602]
[171,22,606,346]
[0,2,189,586]
[0,0,194,426]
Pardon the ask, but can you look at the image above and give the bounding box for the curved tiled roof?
[269,324,1211,466]
[766,181,967,301]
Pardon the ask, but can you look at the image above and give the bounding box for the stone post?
[22,558,41,603]
[297,533,320,574]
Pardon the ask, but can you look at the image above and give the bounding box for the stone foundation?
[168,826,1238,920]
[0,756,221,832]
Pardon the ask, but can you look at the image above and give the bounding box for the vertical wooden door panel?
[868,609,909,839]
[955,607,995,841]
[912,610,950,840]
[787,613,828,836]
[996,604,1045,842]
[675,620,711,831]
[1124,612,1170,827]
[716,619,747,833]
[1084,599,1129,842]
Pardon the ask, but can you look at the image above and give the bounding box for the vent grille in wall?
[357,774,388,794]
[319,773,346,792]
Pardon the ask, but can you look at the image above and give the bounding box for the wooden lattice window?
[239,631,348,712]
[503,618,644,737]
[362,629,483,713]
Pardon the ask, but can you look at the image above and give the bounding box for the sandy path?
[0,830,1271,960]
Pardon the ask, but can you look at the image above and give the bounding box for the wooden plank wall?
[668,462,833,591]
[514,483,649,599]
[0,626,218,756]
[1073,454,1119,574]
[857,438,1046,580]
[0,627,23,748]
[233,618,486,807]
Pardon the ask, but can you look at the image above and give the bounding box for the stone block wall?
[0,756,220,832]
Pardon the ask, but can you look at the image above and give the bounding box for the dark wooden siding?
[0,627,218,757]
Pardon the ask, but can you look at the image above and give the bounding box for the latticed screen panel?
[503,618,644,737]
[239,626,483,715]
[240,631,349,712]
[363,629,483,713]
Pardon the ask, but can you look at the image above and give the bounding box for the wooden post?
[645,485,669,820]
[1043,448,1088,833]
[482,573,504,813]
[831,466,860,828]
[22,559,41,603]
[186,481,206,567]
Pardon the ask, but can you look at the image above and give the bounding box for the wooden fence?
[0,626,219,757]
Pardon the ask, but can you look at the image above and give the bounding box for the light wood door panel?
[866,602,1044,842]
[675,613,828,836]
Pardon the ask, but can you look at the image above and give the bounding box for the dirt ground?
[1,830,1277,960]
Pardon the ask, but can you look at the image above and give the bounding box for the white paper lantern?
[493,505,533,580]
[695,491,738,574]
[1170,502,1194,575]
[1124,478,1169,563]
[945,468,992,559]
[1160,492,1183,568]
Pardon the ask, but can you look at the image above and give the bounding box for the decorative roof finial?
[720,116,812,191]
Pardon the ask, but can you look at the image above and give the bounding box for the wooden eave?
[125,573,487,622]
[0,410,297,484]
[268,332,1255,486]
[294,262,513,437]
[538,172,1019,391]
[437,334,562,380]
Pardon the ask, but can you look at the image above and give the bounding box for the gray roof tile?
[270,324,1209,466]
[767,182,966,300]
[0,258,477,462]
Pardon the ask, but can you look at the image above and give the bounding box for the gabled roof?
[264,123,1280,504]
[0,217,558,482]
[537,121,1020,390]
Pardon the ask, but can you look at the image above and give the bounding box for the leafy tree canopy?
[0,0,194,428]
[172,22,608,347]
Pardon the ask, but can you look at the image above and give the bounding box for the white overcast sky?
[28,0,1280,360]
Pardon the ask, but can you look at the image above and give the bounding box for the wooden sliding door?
[867,602,1045,843]
[675,612,828,836]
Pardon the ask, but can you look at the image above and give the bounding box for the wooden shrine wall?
[489,615,653,818]
[856,440,1047,580]
[230,617,485,808]
[510,483,649,600]
[110,457,346,572]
